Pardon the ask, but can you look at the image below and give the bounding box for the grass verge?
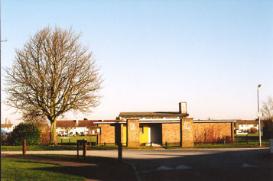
[2,154,137,181]
[1,144,118,151]
[1,157,84,181]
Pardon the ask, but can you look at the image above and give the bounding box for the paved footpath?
[2,147,268,159]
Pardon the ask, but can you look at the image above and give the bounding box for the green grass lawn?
[2,135,270,151]
[1,157,84,181]
[163,138,270,149]
[1,145,77,151]
[194,142,269,148]
[1,136,98,151]
[236,133,260,137]
[1,144,118,151]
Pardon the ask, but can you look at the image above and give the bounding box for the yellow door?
[140,126,150,145]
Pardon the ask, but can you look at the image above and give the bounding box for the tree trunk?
[50,120,57,145]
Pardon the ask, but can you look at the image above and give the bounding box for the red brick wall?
[193,122,233,143]
[127,119,140,147]
[162,123,180,144]
[97,121,234,145]
[182,118,194,147]
[99,124,115,144]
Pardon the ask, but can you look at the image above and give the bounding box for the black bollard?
[76,140,79,159]
[116,122,123,162]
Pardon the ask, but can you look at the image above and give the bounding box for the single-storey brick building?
[94,103,235,147]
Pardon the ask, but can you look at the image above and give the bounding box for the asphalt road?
[124,148,273,181]
[3,148,273,181]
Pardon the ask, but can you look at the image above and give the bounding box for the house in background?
[235,120,258,134]
[56,119,101,136]
[56,120,77,136]
[1,119,14,133]
[77,119,100,135]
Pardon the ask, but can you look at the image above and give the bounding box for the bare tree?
[22,108,48,128]
[6,27,101,144]
[261,96,273,121]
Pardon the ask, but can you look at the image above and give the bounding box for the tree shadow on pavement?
[124,149,273,181]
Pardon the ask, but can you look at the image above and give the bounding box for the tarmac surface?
[2,148,273,181]
[2,147,267,158]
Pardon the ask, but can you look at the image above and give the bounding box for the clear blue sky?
[1,0,273,122]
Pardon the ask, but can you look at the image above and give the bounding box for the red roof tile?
[78,120,96,127]
[1,123,13,128]
[56,120,77,128]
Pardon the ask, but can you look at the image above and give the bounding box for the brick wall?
[127,119,140,147]
[99,124,115,144]
[162,123,180,144]
[193,122,233,143]
[182,118,194,147]
[97,121,234,145]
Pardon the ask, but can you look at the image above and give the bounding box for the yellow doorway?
[140,125,150,145]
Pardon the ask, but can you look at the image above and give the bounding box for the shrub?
[1,131,9,145]
[263,120,273,139]
[7,123,40,145]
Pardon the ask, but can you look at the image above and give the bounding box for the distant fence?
[58,135,97,144]
[234,136,269,144]
[193,136,269,145]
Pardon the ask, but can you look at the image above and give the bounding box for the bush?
[263,120,273,139]
[1,131,9,145]
[7,123,40,145]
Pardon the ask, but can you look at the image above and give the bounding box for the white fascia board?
[139,118,180,123]
[193,120,237,123]
[140,120,180,123]
[94,121,126,124]
[139,118,180,121]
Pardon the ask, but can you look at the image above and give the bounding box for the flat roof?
[193,119,237,123]
[119,112,188,118]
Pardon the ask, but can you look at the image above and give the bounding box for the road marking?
[242,163,256,168]
[176,164,192,170]
[156,165,173,171]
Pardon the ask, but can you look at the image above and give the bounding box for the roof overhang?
[193,120,237,123]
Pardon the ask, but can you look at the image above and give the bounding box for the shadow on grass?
[6,155,137,181]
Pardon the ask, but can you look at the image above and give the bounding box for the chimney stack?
[179,102,187,115]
